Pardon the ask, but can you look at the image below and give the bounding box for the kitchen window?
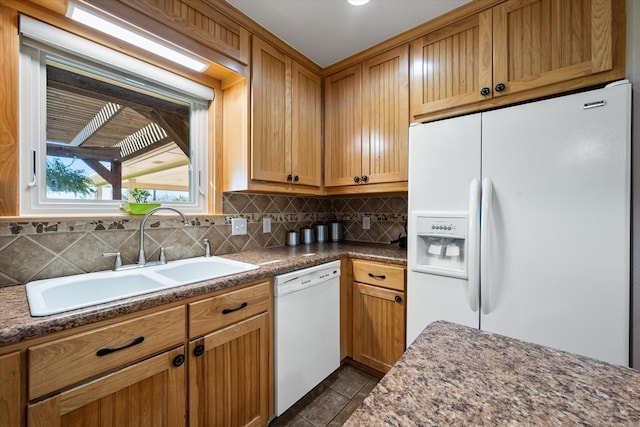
[18,15,214,215]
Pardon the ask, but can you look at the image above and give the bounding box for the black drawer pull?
[368,273,386,280]
[96,336,144,356]
[395,295,403,303]
[222,302,248,315]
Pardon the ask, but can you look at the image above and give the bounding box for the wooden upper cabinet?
[251,37,322,189]
[492,0,617,97]
[411,12,492,118]
[325,44,409,191]
[117,0,250,66]
[362,45,409,185]
[291,61,322,187]
[324,64,362,187]
[411,0,624,121]
[251,38,290,184]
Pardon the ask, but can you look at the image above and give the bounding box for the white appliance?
[407,82,631,366]
[274,261,341,416]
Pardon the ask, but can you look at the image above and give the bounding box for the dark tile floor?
[270,364,382,427]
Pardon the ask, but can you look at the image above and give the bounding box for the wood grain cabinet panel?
[410,12,492,117]
[118,0,249,65]
[189,313,270,427]
[0,351,23,427]
[352,283,405,374]
[492,0,616,96]
[251,38,290,184]
[325,44,408,192]
[351,260,406,373]
[324,64,362,187]
[411,0,624,120]
[28,306,185,400]
[250,37,322,190]
[189,281,271,338]
[291,61,322,187]
[361,45,409,185]
[27,346,186,427]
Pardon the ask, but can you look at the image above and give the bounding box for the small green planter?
[121,202,161,215]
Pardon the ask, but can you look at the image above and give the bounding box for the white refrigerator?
[407,82,631,366]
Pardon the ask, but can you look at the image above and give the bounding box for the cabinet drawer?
[28,306,185,400]
[352,260,405,291]
[189,281,271,338]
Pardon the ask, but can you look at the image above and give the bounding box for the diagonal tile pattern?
[270,365,381,427]
[0,192,407,286]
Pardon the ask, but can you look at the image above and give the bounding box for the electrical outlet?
[263,217,272,233]
[231,218,248,235]
[363,215,371,230]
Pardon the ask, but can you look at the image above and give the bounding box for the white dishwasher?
[274,260,341,416]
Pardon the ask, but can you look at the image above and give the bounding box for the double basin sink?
[26,256,260,316]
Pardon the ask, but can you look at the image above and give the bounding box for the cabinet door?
[362,45,409,184]
[251,37,291,183]
[410,11,493,118]
[291,61,322,187]
[1,352,23,427]
[353,283,405,373]
[324,64,362,187]
[492,0,616,97]
[189,313,269,427]
[27,346,186,427]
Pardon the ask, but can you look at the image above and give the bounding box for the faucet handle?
[103,252,122,270]
[159,246,174,264]
[203,239,211,257]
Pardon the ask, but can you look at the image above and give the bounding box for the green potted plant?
[121,188,161,215]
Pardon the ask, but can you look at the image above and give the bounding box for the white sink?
[152,256,259,284]
[26,256,259,316]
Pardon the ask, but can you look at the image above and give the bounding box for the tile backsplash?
[0,193,407,287]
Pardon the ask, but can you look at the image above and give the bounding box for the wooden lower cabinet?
[0,351,23,427]
[352,283,406,373]
[351,259,406,374]
[188,312,270,427]
[27,346,186,427]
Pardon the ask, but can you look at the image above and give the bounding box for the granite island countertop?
[0,241,406,347]
[345,321,640,426]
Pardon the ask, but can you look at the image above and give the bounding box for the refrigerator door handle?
[467,178,481,312]
[480,177,494,315]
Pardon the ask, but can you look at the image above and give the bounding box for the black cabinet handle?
[193,344,205,357]
[96,336,144,356]
[395,295,403,303]
[361,175,368,183]
[480,87,491,96]
[294,175,299,182]
[173,354,185,367]
[222,302,248,315]
[354,176,360,183]
[495,83,506,92]
[368,273,386,280]
[287,174,293,182]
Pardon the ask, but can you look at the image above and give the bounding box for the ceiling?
[226,0,470,68]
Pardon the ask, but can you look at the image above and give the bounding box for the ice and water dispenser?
[412,213,468,279]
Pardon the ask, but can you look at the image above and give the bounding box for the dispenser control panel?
[416,215,467,239]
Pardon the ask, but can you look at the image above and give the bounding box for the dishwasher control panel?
[273,260,341,297]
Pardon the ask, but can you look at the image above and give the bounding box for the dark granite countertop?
[345,321,640,426]
[0,242,406,347]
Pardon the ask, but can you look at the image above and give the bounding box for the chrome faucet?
[138,207,189,267]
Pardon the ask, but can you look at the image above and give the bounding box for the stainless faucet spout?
[138,207,189,266]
